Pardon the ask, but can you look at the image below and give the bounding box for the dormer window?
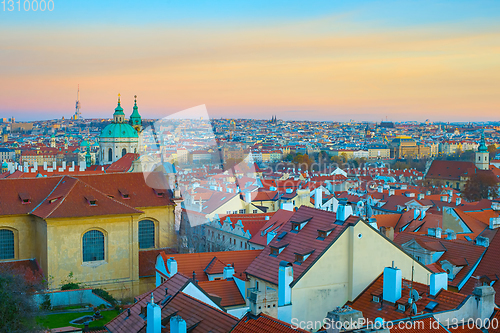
[317,226,336,240]
[153,188,165,197]
[85,195,97,206]
[290,217,312,233]
[293,248,314,264]
[269,243,288,257]
[118,188,130,199]
[19,192,31,204]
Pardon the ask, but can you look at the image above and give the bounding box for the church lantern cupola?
[129,95,142,133]
[113,94,126,124]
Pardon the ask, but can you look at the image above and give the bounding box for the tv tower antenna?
[74,84,82,120]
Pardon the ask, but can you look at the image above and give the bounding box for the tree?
[488,144,498,159]
[0,269,41,333]
[462,171,500,202]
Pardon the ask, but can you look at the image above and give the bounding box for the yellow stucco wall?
[0,205,176,300]
[291,221,432,327]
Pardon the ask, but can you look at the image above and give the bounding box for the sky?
[0,0,499,122]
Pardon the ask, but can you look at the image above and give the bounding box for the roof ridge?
[30,176,76,218]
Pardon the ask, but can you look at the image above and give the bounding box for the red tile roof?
[246,206,360,285]
[159,250,262,282]
[0,258,43,285]
[106,153,140,173]
[217,212,275,237]
[197,279,245,307]
[139,248,177,278]
[461,228,500,304]
[349,274,468,322]
[426,160,476,181]
[232,312,309,332]
[394,233,486,288]
[249,209,295,247]
[107,273,191,332]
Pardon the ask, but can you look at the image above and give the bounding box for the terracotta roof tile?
[197,279,245,307]
[232,312,309,332]
[246,206,360,285]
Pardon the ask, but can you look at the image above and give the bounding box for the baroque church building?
[99,95,142,165]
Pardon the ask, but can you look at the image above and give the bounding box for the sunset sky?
[1,0,499,122]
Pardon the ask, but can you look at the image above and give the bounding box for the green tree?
[0,270,41,332]
[488,144,497,159]
[463,172,500,202]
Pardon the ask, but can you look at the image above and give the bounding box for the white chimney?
[245,192,251,203]
[383,264,402,304]
[417,193,424,200]
[435,227,442,239]
[265,216,270,221]
[223,264,235,279]
[52,161,56,170]
[33,162,38,170]
[389,189,395,196]
[315,188,322,209]
[79,161,86,171]
[43,161,47,170]
[430,272,448,296]
[146,294,161,333]
[286,188,293,194]
[489,217,500,229]
[267,230,277,245]
[278,261,293,306]
[170,316,187,333]
[475,236,490,247]
[456,197,462,206]
[167,257,178,277]
[336,199,351,223]
[413,209,420,220]
[472,286,496,326]
[419,209,426,220]
[62,161,66,170]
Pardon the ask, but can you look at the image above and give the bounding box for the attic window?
[270,247,279,256]
[19,192,31,204]
[372,295,380,303]
[85,195,97,206]
[118,188,130,199]
[153,188,165,197]
[49,197,59,204]
[269,243,288,256]
[424,301,438,312]
[317,227,336,240]
[290,217,312,233]
[294,254,304,264]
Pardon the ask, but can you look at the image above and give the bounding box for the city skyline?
[1,0,500,122]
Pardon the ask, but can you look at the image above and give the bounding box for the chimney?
[430,272,448,296]
[223,264,234,280]
[146,294,161,333]
[170,315,187,333]
[286,188,293,194]
[383,264,402,304]
[489,217,500,229]
[456,197,462,206]
[475,236,490,247]
[473,286,496,327]
[445,229,456,240]
[377,186,383,193]
[62,161,66,170]
[325,307,364,333]
[166,257,177,277]
[336,198,351,223]
[379,226,394,241]
[278,261,293,306]
[441,195,447,202]
[79,160,86,171]
[315,188,322,209]
[245,192,251,203]
[435,227,442,239]
[265,216,270,221]
[447,189,453,196]
[52,161,56,170]
[389,189,395,196]
[267,230,277,245]
[417,193,424,200]
[426,190,431,196]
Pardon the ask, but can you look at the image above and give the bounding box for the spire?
[130,94,142,130]
[113,93,125,123]
[478,130,488,152]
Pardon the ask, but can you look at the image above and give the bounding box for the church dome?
[100,123,138,139]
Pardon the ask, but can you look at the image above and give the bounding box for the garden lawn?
[37,309,120,329]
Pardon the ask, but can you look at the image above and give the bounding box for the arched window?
[108,148,113,162]
[82,230,105,262]
[0,229,14,260]
[122,148,127,157]
[138,220,155,249]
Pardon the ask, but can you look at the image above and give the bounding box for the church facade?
[99,95,142,165]
[0,172,179,298]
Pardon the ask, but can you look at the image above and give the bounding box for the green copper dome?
[2,161,8,168]
[100,123,138,139]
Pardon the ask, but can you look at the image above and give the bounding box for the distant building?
[99,95,141,165]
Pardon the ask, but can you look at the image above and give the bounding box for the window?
[139,220,155,249]
[397,304,406,312]
[372,296,380,303]
[122,148,127,157]
[253,210,257,213]
[82,230,105,262]
[108,148,113,162]
[0,229,14,260]
[239,209,245,214]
